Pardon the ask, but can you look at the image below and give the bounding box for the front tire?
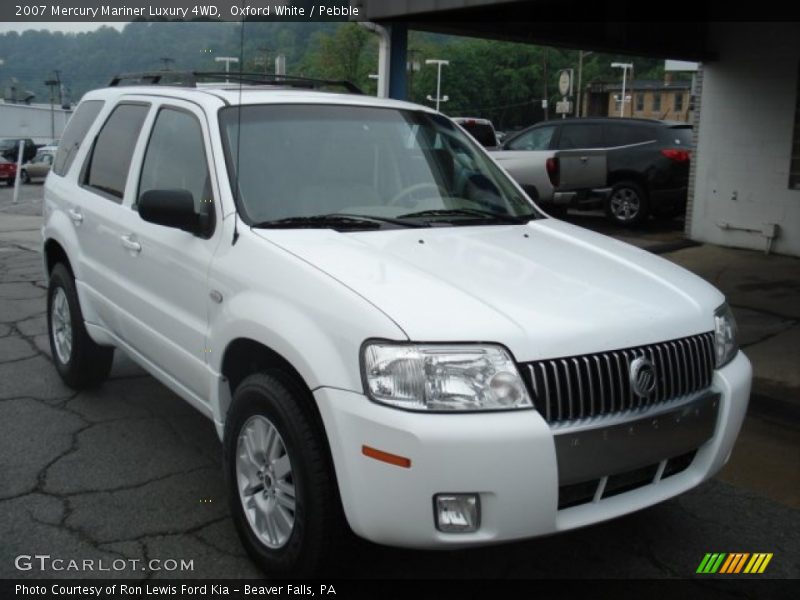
[224,372,349,576]
[605,180,649,227]
[47,263,114,389]
[21,170,30,184]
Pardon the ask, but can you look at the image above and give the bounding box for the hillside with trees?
[0,21,672,129]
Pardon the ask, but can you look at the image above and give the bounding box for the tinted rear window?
[558,124,604,149]
[604,124,658,147]
[460,123,497,147]
[53,100,104,176]
[83,103,149,201]
[666,126,693,146]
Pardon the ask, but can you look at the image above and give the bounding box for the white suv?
[42,73,751,576]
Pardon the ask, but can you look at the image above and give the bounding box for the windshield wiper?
[397,208,535,224]
[328,213,428,228]
[251,213,424,230]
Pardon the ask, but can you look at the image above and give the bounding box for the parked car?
[499,118,692,226]
[0,156,17,186]
[453,117,499,149]
[0,138,38,163]
[21,146,57,183]
[42,73,750,576]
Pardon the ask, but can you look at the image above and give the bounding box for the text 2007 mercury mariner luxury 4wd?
[41,72,751,575]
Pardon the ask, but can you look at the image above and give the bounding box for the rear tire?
[47,263,114,389]
[605,180,649,227]
[224,372,350,576]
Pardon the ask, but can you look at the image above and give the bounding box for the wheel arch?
[607,170,649,193]
[44,237,73,278]
[220,338,313,416]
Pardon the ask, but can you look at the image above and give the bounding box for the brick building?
[582,77,693,121]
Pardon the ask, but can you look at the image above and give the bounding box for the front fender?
[209,289,406,393]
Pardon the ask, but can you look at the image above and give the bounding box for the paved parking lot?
[1,185,798,581]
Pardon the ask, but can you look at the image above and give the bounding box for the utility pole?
[257,45,270,75]
[44,77,59,140]
[542,49,549,120]
[159,57,174,71]
[54,69,63,106]
[575,50,593,117]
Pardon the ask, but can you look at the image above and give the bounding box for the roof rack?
[107,71,364,94]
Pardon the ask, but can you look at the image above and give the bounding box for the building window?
[636,93,644,112]
[675,92,684,112]
[791,67,800,190]
[652,93,662,113]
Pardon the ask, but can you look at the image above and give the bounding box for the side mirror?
[138,189,208,235]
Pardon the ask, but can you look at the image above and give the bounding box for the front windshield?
[219,104,538,226]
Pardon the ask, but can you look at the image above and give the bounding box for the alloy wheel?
[236,415,297,549]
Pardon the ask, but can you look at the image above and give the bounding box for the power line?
[451,98,540,114]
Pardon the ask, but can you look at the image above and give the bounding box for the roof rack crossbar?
[107,71,363,94]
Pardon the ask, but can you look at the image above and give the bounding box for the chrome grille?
[522,332,716,424]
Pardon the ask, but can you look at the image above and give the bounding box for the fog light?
[434,494,480,533]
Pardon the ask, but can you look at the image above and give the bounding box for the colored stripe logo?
[696,553,773,574]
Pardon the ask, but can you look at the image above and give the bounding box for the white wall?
[0,102,73,144]
[690,23,800,257]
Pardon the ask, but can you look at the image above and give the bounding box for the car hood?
[253,219,724,362]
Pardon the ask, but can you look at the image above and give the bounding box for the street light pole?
[215,56,240,83]
[611,62,633,117]
[425,59,449,112]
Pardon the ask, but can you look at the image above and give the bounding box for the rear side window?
[52,100,104,176]
[83,103,149,201]
[558,124,604,149]
[604,124,658,147]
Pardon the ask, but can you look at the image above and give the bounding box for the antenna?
[232,10,245,245]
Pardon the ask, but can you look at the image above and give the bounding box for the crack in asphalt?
[730,302,800,323]
[62,465,216,499]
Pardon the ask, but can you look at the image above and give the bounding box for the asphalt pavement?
[1,185,797,581]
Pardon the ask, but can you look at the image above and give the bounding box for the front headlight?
[714,303,739,368]
[361,343,532,412]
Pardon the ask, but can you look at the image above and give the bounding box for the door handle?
[67,208,83,224]
[579,156,589,162]
[120,234,142,254]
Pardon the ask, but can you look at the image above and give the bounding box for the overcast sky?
[0,22,125,34]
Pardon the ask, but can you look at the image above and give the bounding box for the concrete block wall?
[689,22,800,257]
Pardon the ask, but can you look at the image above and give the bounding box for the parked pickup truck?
[490,146,608,211]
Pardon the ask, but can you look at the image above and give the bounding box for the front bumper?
[315,351,751,548]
